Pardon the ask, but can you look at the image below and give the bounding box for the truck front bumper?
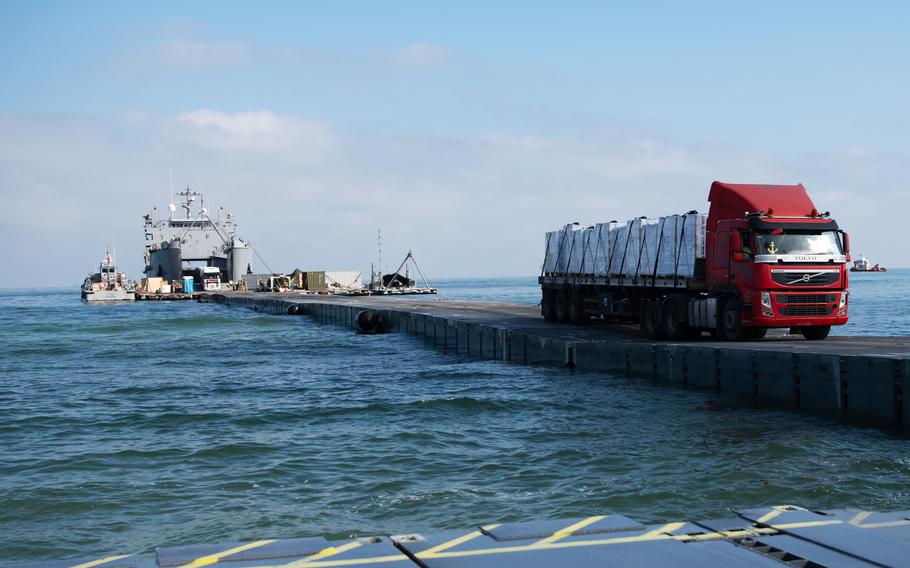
[748,290,848,328]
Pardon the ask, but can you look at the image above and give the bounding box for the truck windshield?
[755,230,842,255]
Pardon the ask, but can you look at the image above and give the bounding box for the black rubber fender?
[356,310,385,334]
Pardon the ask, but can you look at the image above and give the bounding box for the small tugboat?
[850,255,887,273]
[82,248,136,302]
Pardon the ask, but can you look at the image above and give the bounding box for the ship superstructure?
[143,187,252,283]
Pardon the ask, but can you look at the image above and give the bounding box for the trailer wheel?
[554,290,569,323]
[567,291,587,324]
[661,298,692,340]
[541,289,557,322]
[800,325,831,340]
[719,297,744,340]
[640,301,663,339]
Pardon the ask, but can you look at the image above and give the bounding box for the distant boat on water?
[850,255,887,273]
[82,248,136,302]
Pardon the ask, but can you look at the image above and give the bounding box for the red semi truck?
[539,181,850,340]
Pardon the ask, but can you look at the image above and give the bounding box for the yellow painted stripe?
[755,508,784,524]
[855,520,910,529]
[772,520,843,530]
[177,540,277,568]
[416,524,500,557]
[70,555,130,568]
[643,522,686,538]
[280,541,363,567]
[535,515,607,545]
[849,511,871,526]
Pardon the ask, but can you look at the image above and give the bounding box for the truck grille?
[777,294,836,304]
[770,271,839,287]
[778,306,834,317]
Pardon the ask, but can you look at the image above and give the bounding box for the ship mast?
[179,186,201,219]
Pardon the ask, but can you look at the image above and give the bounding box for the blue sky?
[1,2,907,284]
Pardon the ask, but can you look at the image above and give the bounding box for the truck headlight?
[839,291,848,315]
[760,291,773,317]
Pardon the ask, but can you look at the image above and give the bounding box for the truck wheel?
[541,289,557,322]
[661,297,690,340]
[640,301,663,339]
[720,297,744,340]
[749,327,768,340]
[554,290,569,323]
[800,325,831,340]
[567,291,587,324]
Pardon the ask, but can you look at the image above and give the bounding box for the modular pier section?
[11,505,910,567]
[210,292,910,427]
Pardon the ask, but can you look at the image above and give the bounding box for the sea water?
[1,271,908,561]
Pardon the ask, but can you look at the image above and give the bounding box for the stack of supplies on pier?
[543,213,706,279]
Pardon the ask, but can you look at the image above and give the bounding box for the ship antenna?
[377,228,383,285]
[168,169,176,219]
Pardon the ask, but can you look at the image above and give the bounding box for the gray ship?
[82,248,135,302]
[143,187,252,286]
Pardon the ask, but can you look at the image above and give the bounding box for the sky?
[1,1,908,286]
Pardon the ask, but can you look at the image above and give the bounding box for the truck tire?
[554,290,569,323]
[640,301,663,339]
[719,297,744,340]
[661,297,693,340]
[567,291,587,324]
[800,325,831,340]
[541,289,557,322]
[745,327,768,340]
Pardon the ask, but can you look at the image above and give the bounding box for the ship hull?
[82,289,136,302]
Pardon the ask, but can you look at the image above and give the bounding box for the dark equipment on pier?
[382,273,415,288]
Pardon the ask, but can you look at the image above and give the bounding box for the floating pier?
[134,292,201,301]
[9,504,910,567]
[211,292,910,427]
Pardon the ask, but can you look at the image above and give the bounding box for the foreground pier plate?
[7,505,910,568]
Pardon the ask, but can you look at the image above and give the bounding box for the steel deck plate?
[10,505,910,568]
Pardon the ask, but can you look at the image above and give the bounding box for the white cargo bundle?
[604,222,625,275]
[543,213,707,282]
[562,224,586,273]
[567,226,597,274]
[543,231,562,273]
[634,218,661,277]
[543,223,586,274]
[608,218,659,278]
[325,271,364,290]
[590,222,615,276]
[653,213,706,278]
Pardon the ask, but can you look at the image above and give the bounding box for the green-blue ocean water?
[1,273,908,561]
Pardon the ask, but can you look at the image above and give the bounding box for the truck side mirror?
[730,232,745,262]
[841,231,851,261]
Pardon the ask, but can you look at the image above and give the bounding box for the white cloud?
[175,109,335,155]
[1,111,907,288]
[391,42,451,67]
